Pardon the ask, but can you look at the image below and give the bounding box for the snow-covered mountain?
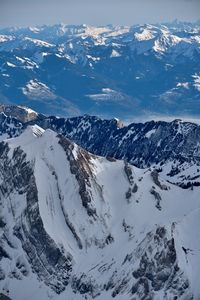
[0,124,200,300]
[45,115,200,188]
[1,105,199,188]
[0,22,199,118]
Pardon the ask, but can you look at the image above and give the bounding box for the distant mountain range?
[0,21,200,118]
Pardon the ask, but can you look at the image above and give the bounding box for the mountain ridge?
[0,124,200,299]
[1,20,200,300]
[0,21,199,118]
[0,105,199,188]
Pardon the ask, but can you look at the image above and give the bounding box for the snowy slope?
[0,106,200,188]
[0,125,200,299]
[0,22,199,118]
[35,113,200,188]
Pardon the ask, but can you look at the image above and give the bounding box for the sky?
[0,0,199,28]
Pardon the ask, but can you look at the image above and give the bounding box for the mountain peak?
[28,124,44,137]
[0,104,40,123]
[0,22,199,118]
[0,121,200,299]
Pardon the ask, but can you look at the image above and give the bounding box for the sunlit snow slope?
[0,125,200,299]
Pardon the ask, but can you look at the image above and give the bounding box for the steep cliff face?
[0,125,200,299]
[44,115,200,164]
[0,105,42,123]
[39,114,200,188]
[0,128,73,295]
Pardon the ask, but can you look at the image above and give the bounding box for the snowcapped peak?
[16,124,44,140]
[134,28,155,41]
[0,104,40,123]
[83,25,110,36]
[7,125,61,162]
[18,105,38,116]
[1,120,200,299]
[28,26,40,33]
[160,26,170,34]
[30,124,45,137]
[0,34,15,43]
[110,49,121,57]
[113,117,124,128]
[23,37,54,48]
[7,125,44,155]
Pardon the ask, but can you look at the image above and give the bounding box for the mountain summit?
[1,105,199,188]
[0,124,200,299]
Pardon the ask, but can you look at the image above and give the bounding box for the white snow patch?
[22,79,56,100]
[177,82,189,89]
[86,55,100,61]
[0,34,15,42]
[134,28,155,41]
[28,26,40,33]
[6,62,16,68]
[24,37,54,48]
[145,129,156,138]
[88,88,126,102]
[110,49,121,58]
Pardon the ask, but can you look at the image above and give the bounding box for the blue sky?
[0,0,199,28]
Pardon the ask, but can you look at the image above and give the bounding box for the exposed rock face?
[48,117,200,167]
[40,115,200,187]
[0,137,72,294]
[0,105,42,123]
[59,135,97,218]
[0,106,200,187]
[14,175,73,293]
[114,227,192,300]
[132,230,180,298]
[0,126,199,299]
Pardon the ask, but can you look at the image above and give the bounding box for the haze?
[0,0,199,28]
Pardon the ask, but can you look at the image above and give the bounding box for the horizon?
[0,7,199,122]
[0,19,200,30]
[1,0,199,29]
